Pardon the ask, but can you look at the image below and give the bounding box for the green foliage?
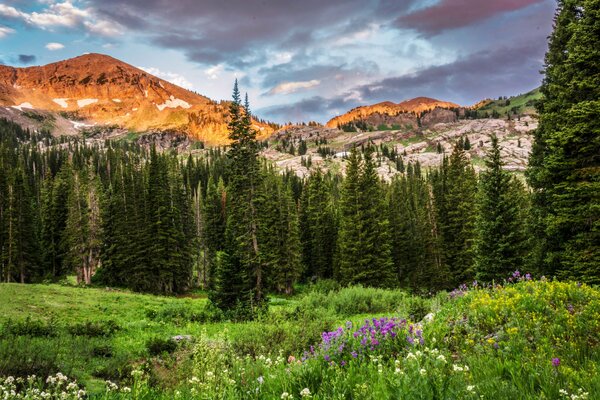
[527,0,600,283]
[146,337,178,356]
[337,148,395,288]
[475,135,530,281]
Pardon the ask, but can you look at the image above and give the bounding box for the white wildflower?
[467,385,475,392]
[300,387,311,397]
[420,368,427,376]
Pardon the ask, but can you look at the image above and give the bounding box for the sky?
[0,0,556,123]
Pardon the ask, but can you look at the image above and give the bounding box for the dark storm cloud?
[357,42,546,104]
[395,0,547,36]
[89,0,417,67]
[17,54,36,64]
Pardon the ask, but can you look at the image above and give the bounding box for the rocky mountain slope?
[326,97,460,129]
[264,115,537,179]
[0,53,272,144]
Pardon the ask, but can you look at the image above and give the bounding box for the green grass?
[476,87,543,116]
[1,279,599,399]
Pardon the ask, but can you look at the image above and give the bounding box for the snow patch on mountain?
[156,96,191,111]
[77,98,98,107]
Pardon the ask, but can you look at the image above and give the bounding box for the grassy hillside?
[476,87,543,116]
[1,279,599,399]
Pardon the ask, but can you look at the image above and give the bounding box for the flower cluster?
[0,374,85,399]
[306,317,425,366]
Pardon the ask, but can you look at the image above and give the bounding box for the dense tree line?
[0,0,597,318]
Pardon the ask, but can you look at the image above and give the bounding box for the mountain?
[473,87,542,117]
[0,53,272,144]
[326,97,460,129]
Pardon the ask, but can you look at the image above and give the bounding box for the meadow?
[1,275,599,399]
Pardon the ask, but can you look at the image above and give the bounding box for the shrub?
[67,320,120,337]
[146,337,178,357]
[1,317,58,338]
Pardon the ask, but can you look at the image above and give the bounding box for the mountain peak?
[0,53,273,144]
[326,97,461,128]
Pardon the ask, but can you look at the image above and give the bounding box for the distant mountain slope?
[0,53,273,144]
[474,87,542,117]
[326,97,460,129]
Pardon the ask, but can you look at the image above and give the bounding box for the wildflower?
[436,354,447,363]
[419,368,427,376]
[395,367,403,375]
[467,385,475,392]
[452,364,464,372]
[552,358,560,367]
[257,376,264,385]
[121,387,131,393]
[281,392,293,399]
[300,387,311,397]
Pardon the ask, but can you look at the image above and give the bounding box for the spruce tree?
[527,0,600,282]
[211,82,265,317]
[475,135,529,282]
[300,170,337,279]
[432,144,478,287]
[337,147,395,287]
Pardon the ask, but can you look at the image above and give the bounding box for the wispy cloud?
[45,42,65,50]
[267,80,320,95]
[0,25,14,38]
[138,66,194,90]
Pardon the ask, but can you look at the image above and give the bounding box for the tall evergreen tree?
[337,148,395,287]
[300,170,337,279]
[431,144,478,287]
[211,82,265,317]
[475,135,529,282]
[527,0,600,282]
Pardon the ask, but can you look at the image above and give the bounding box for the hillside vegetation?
[475,88,542,117]
[1,277,598,398]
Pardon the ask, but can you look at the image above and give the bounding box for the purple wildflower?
[552,358,560,367]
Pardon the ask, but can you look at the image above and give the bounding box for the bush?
[146,337,178,357]
[1,317,58,338]
[297,285,425,319]
[67,320,121,337]
[145,303,223,325]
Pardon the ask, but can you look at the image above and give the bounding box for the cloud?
[356,42,545,104]
[204,64,223,80]
[88,0,413,67]
[17,54,36,64]
[0,25,15,38]
[267,80,321,95]
[138,66,194,90]
[259,41,547,123]
[45,42,64,50]
[0,1,123,37]
[395,0,546,36]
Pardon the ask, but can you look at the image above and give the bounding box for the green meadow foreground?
[1,277,599,399]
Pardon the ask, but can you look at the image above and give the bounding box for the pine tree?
[432,144,478,287]
[527,0,600,282]
[337,147,395,287]
[475,135,529,282]
[203,177,227,289]
[300,170,337,279]
[336,147,363,284]
[211,82,265,317]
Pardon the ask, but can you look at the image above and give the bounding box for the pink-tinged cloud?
[396,0,547,36]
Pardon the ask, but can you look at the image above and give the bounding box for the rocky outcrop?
[326,97,460,128]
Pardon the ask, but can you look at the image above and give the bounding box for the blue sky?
[0,0,556,123]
